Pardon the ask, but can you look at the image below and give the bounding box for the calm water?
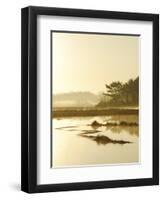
[52,115,139,168]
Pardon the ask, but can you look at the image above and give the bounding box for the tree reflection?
[106,126,138,136]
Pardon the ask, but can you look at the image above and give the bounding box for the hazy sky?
[52,32,139,95]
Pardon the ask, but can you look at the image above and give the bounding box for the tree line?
[97,77,139,107]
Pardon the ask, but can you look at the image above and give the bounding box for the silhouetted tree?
[96,77,139,107]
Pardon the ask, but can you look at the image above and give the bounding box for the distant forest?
[97,77,139,107]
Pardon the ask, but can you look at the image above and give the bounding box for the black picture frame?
[21,6,159,193]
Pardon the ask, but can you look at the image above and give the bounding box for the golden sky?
[52,32,139,95]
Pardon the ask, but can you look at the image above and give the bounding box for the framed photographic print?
[21,6,159,193]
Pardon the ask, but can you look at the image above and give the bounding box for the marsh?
[51,31,139,168]
[52,115,139,167]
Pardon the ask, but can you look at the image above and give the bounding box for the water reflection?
[52,115,139,167]
[106,126,138,136]
[55,125,78,130]
[80,130,101,134]
[55,124,138,136]
[79,134,132,145]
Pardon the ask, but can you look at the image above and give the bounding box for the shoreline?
[52,108,138,118]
